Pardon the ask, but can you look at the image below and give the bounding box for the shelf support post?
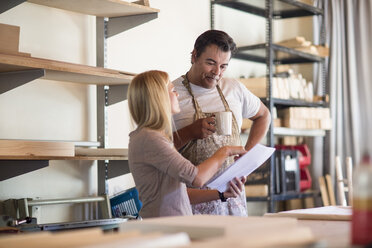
[265,0,276,213]
[96,17,109,197]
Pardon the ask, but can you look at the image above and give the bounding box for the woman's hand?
[223,176,246,199]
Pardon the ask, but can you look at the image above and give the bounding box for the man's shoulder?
[220,77,245,90]
[172,76,184,86]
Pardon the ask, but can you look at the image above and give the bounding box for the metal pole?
[27,196,106,206]
[266,0,275,213]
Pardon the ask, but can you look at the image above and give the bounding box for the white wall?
[0,0,312,223]
[0,3,97,223]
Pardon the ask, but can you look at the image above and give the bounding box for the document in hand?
[207,144,275,192]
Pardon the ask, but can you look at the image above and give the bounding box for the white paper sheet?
[207,144,275,192]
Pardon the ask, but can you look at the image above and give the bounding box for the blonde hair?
[128,70,173,141]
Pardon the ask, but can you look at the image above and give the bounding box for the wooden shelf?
[234,43,324,65]
[213,0,323,19]
[0,155,128,161]
[0,53,134,85]
[27,0,159,17]
[0,140,128,161]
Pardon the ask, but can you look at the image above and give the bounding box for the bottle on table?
[351,153,372,246]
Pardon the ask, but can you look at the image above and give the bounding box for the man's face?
[191,44,231,89]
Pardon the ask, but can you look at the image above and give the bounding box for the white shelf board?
[27,0,159,17]
[274,127,326,137]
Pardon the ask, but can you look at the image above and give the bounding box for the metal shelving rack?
[211,0,328,212]
[0,0,158,225]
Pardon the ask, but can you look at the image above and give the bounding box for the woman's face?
[168,82,180,114]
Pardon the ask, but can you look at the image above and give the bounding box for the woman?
[127,70,246,218]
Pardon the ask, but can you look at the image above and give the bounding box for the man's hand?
[173,117,216,150]
[223,176,246,199]
[190,117,216,139]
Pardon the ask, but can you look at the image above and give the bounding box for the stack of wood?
[276,36,329,58]
[239,71,314,102]
[278,107,332,130]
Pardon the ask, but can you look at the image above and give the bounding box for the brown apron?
[180,76,247,216]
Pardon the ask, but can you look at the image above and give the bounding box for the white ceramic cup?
[214,111,232,136]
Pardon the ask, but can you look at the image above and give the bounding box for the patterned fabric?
[179,76,248,216]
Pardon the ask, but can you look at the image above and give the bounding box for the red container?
[275,144,312,191]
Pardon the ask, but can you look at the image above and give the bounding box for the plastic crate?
[300,167,312,192]
[275,144,311,169]
[110,188,142,218]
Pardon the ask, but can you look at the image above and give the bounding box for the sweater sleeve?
[142,131,198,184]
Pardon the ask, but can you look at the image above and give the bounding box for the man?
[173,30,271,216]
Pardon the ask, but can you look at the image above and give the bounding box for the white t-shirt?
[172,76,261,131]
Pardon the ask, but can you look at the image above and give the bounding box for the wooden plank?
[318,176,330,206]
[120,215,300,240]
[0,23,20,54]
[0,155,127,161]
[0,228,189,248]
[0,140,74,157]
[325,174,336,205]
[239,77,267,97]
[185,226,314,248]
[265,206,352,221]
[75,148,128,156]
[27,0,159,17]
[276,36,311,48]
[335,156,347,206]
[120,215,314,248]
[134,0,150,7]
[245,184,268,197]
[0,53,134,85]
[298,220,350,248]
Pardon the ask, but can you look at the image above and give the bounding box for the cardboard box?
[239,77,267,98]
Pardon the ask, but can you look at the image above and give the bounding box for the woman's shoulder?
[130,128,169,145]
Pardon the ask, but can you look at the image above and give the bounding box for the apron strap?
[181,75,203,115]
[182,74,239,130]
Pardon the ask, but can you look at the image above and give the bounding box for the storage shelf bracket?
[0,69,45,94]
[107,13,158,38]
[0,160,49,181]
[107,84,129,105]
[106,160,130,179]
[0,0,26,14]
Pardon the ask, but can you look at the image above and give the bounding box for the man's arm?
[173,117,216,150]
[245,101,271,151]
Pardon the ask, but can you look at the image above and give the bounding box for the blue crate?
[110,188,142,218]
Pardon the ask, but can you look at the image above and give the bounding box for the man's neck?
[186,69,203,87]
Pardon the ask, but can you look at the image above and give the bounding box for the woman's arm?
[192,146,246,188]
[188,177,246,204]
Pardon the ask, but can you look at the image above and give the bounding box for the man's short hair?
[193,30,237,58]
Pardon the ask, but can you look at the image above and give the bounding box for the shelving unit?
[211,0,328,212]
[0,0,159,224]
